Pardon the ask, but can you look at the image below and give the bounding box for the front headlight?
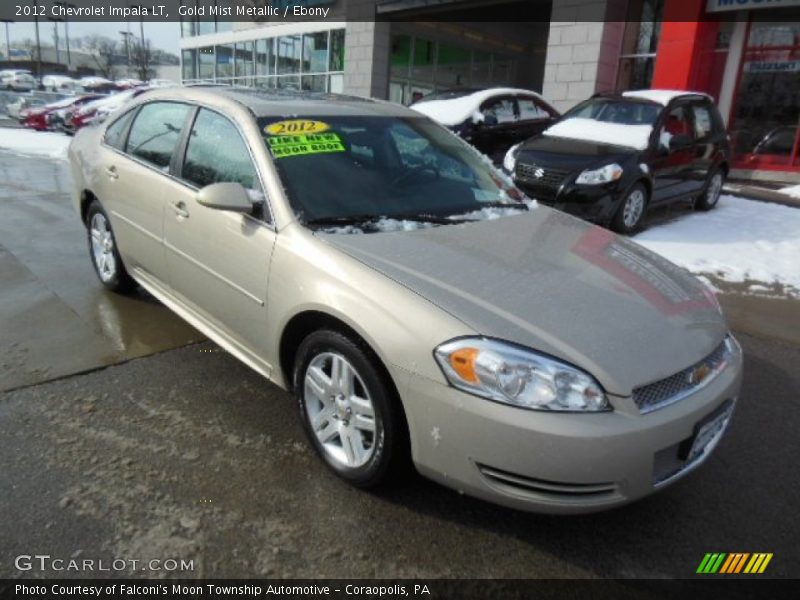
[576,163,623,185]
[434,338,610,412]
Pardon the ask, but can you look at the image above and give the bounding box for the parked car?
[411,87,560,164]
[42,74,78,93]
[62,89,144,134]
[505,90,731,234]
[116,78,144,90]
[5,96,46,120]
[78,76,119,94]
[1,69,36,91]
[69,87,742,514]
[23,94,102,131]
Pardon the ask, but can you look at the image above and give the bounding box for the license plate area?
[683,399,735,464]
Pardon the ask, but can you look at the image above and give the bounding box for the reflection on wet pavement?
[0,151,203,391]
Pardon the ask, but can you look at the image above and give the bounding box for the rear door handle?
[170,200,189,219]
[105,166,118,180]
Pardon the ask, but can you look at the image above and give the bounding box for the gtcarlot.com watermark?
[14,554,195,573]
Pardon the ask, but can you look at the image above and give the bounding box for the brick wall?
[543,0,627,113]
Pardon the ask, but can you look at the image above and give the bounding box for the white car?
[42,74,77,93]
[1,69,36,91]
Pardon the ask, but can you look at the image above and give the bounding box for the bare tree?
[84,35,117,79]
[131,38,155,82]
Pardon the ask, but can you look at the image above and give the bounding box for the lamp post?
[33,0,42,77]
[120,30,133,76]
[0,20,12,64]
[53,2,75,68]
[49,19,63,67]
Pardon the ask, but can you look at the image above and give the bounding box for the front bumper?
[516,178,623,224]
[400,340,743,514]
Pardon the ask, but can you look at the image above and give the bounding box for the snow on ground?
[634,195,800,296]
[0,128,71,160]
[779,184,800,199]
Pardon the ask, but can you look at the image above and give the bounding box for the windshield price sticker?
[267,132,346,159]
[265,119,330,135]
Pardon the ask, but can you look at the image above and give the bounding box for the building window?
[616,0,665,91]
[216,44,233,81]
[182,49,197,80]
[277,35,303,75]
[198,46,215,80]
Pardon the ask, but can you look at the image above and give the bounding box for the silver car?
[69,87,742,514]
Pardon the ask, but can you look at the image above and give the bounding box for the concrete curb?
[724,183,800,210]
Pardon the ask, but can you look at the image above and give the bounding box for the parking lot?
[1,148,799,580]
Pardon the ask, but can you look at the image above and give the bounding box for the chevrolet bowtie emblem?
[688,363,712,386]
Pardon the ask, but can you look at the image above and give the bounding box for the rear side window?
[104,109,136,150]
[481,97,517,124]
[183,108,261,192]
[691,104,713,139]
[517,97,551,121]
[126,102,191,170]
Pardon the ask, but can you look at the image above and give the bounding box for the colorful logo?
[696,553,773,574]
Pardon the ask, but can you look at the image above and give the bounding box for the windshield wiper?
[305,212,477,228]
[304,214,382,227]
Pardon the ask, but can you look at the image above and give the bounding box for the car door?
[650,104,696,203]
[514,95,558,143]
[471,95,519,163]
[687,101,719,193]
[162,107,276,363]
[95,101,193,285]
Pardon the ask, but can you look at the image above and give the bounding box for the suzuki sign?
[707,0,800,12]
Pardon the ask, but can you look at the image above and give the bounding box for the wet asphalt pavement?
[0,150,798,579]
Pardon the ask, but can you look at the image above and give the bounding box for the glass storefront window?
[255,39,274,77]
[330,29,345,72]
[616,0,664,90]
[437,43,471,88]
[277,35,302,75]
[198,47,215,80]
[412,38,436,82]
[198,19,215,36]
[302,74,328,92]
[304,32,329,74]
[216,44,233,80]
[235,42,254,80]
[182,49,197,80]
[730,18,800,171]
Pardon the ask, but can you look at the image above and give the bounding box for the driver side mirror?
[196,182,254,213]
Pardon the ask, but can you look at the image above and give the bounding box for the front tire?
[610,183,648,235]
[85,200,136,294]
[695,168,724,211]
[293,329,408,488]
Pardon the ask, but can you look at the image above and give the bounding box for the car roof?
[137,85,421,119]
[593,89,713,106]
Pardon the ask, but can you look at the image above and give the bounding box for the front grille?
[633,338,732,413]
[477,464,618,502]
[515,162,570,193]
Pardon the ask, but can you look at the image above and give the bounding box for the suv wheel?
[86,200,136,293]
[294,329,407,488]
[611,183,648,235]
[695,169,724,211]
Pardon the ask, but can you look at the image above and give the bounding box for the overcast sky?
[3,21,182,55]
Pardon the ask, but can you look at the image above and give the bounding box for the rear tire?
[85,200,136,294]
[293,329,409,488]
[610,183,648,235]
[695,168,724,211]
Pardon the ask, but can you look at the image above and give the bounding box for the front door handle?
[105,165,118,180]
[170,200,190,219]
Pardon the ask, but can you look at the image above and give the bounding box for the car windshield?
[564,98,661,126]
[257,115,529,230]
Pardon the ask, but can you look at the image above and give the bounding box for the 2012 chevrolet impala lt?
[69,87,742,513]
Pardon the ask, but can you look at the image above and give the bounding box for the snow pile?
[543,118,652,150]
[634,195,800,296]
[622,89,711,106]
[503,143,521,173]
[779,184,800,199]
[0,129,71,160]
[411,88,545,127]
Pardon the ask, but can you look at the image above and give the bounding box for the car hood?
[517,135,637,171]
[320,207,727,396]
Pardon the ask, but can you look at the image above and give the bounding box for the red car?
[22,95,102,131]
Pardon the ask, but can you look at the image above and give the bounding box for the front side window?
[104,108,136,150]
[259,115,527,226]
[126,102,191,170]
[183,109,262,194]
[660,105,694,148]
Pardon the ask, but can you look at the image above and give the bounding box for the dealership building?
[179,0,800,182]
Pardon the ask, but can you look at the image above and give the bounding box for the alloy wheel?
[623,189,646,228]
[303,352,378,468]
[90,213,117,283]
[706,173,723,206]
